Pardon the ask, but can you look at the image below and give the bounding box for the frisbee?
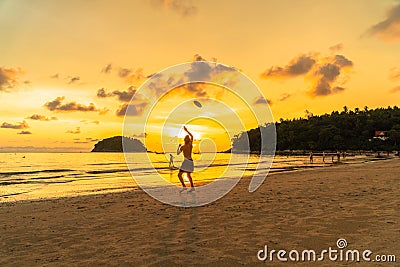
[194,100,202,108]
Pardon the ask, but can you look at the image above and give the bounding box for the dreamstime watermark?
[257,238,397,263]
[122,61,276,207]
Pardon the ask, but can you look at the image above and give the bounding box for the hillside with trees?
[91,136,146,152]
[232,106,400,152]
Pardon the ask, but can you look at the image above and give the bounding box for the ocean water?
[0,152,366,202]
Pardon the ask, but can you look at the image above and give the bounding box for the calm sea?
[0,152,366,202]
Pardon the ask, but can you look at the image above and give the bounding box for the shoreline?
[0,155,396,205]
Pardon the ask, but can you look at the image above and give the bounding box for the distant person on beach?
[309,152,313,164]
[322,152,326,163]
[169,154,174,169]
[337,151,341,162]
[177,126,195,192]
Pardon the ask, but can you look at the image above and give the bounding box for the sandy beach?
[0,158,399,266]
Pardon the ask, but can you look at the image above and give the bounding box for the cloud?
[118,68,145,84]
[113,87,136,102]
[312,78,333,96]
[364,3,400,42]
[389,68,400,94]
[116,103,148,117]
[142,54,236,99]
[73,137,100,144]
[389,68,400,80]
[310,58,352,96]
[66,127,81,134]
[115,104,128,117]
[97,86,136,102]
[261,54,316,79]
[184,83,207,97]
[132,133,147,138]
[180,54,236,97]
[185,61,212,81]
[0,66,23,92]
[193,54,206,61]
[18,131,32,135]
[183,60,210,96]
[98,108,109,115]
[279,93,291,101]
[102,64,112,74]
[86,137,99,142]
[96,88,109,98]
[329,43,344,53]
[149,77,206,98]
[155,0,198,17]
[334,55,353,68]
[332,86,345,93]
[318,63,340,81]
[261,51,354,97]
[26,114,57,121]
[68,76,80,84]
[51,73,82,84]
[44,96,104,114]
[1,120,29,129]
[80,120,100,125]
[253,96,272,105]
[118,68,131,78]
[390,86,400,93]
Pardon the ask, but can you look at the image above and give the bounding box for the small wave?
[0,191,30,198]
[0,179,74,186]
[86,169,130,174]
[29,175,65,180]
[88,162,127,166]
[82,185,136,193]
[0,169,74,176]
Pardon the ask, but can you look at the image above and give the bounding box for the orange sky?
[1,0,400,152]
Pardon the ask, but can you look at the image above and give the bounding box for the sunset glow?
[1,0,399,152]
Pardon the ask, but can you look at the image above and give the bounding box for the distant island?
[91,136,146,152]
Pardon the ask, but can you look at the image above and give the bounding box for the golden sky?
[1,0,400,152]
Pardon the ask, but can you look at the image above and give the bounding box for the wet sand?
[0,158,399,266]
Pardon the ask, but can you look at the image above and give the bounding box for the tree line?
[232,106,400,152]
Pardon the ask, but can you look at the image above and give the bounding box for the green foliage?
[232,106,400,152]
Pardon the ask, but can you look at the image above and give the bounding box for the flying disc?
[194,100,202,108]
